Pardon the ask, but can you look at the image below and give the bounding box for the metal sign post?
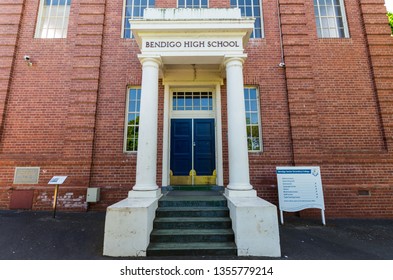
[48,176,68,218]
[53,184,59,218]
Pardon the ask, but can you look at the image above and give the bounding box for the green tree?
[388,12,393,34]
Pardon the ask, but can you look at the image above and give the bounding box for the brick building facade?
[0,0,392,218]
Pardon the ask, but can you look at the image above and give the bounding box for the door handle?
[193,142,196,146]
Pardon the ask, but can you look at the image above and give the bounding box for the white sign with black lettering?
[48,176,67,185]
[276,166,326,225]
[141,38,243,53]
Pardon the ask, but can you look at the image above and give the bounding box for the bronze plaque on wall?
[13,167,40,184]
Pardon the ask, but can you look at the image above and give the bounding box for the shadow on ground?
[0,210,392,260]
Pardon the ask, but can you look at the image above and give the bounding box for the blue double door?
[170,119,216,184]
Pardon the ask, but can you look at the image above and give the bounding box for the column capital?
[223,55,247,68]
[138,55,162,67]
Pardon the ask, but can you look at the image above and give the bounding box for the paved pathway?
[0,210,392,260]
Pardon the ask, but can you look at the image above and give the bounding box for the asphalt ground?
[0,210,392,260]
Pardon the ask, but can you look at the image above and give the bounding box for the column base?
[225,188,256,197]
[103,196,160,257]
[128,189,162,198]
[225,195,281,257]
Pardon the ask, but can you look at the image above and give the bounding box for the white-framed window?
[244,87,262,152]
[230,0,263,39]
[314,0,349,38]
[124,88,141,152]
[178,0,208,8]
[123,0,155,38]
[172,92,213,111]
[35,0,71,38]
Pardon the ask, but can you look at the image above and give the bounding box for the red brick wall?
[0,0,392,217]
[277,0,393,217]
[0,0,107,211]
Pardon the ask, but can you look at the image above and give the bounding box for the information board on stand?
[276,166,326,225]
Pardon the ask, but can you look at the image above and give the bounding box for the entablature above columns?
[130,8,254,66]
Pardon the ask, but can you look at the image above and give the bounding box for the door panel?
[194,119,215,176]
[170,119,192,176]
[170,118,215,185]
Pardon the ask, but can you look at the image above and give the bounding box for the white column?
[129,56,162,198]
[224,56,256,197]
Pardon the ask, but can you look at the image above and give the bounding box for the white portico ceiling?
[130,8,255,65]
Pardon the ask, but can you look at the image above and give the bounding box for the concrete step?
[163,186,224,192]
[153,217,232,229]
[156,206,229,217]
[147,242,237,256]
[148,190,237,257]
[159,195,227,207]
[150,228,235,243]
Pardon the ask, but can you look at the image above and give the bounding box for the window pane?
[123,0,155,38]
[246,126,252,137]
[338,28,345,37]
[329,28,337,37]
[252,137,260,150]
[245,101,250,111]
[201,96,208,107]
[250,113,258,124]
[251,100,257,111]
[125,88,141,151]
[172,92,213,111]
[321,18,328,28]
[249,88,257,99]
[328,18,336,28]
[336,17,344,28]
[193,97,201,109]
[186,96,193,110]
[36,0,71,38]
[247,138,252,150]
[320,6,326,16]
[231,0,263,38]
[314,0,348,38]
[246,113,251,124]
[327,6,334,16]
[244,88,261,151]
[177,98,184,109]
[335,6,342,17]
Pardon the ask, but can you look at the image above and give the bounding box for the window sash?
[177,0,208,8]
[125,88,141,152]
[244,87,262,152]
[314,0,349,38]
[172,92,213,111]
[35,0,71,38]
[123,0,155,38]
[230,0,264,39]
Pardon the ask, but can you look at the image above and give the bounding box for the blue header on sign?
[276,169,311,174]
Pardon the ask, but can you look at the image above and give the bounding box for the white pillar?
[129,56,162,198]
[224,56,256,197]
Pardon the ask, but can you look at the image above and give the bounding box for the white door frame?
[162,82,223,186]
